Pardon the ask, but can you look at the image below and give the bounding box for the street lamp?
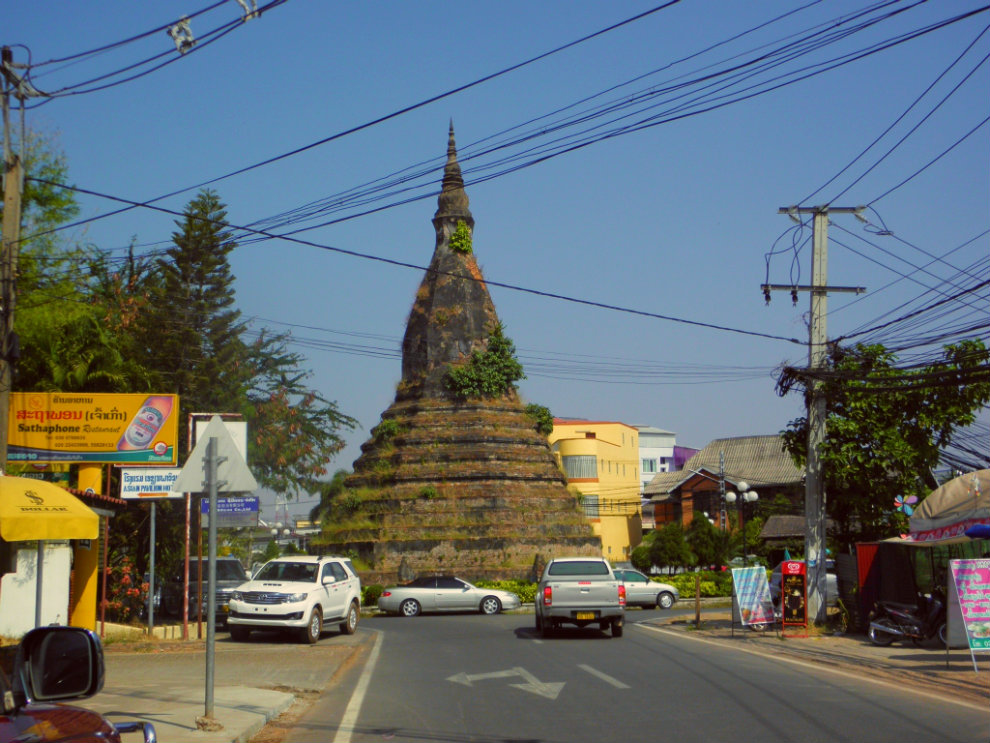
[725,482,759,566]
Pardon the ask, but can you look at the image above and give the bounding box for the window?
[581,494,600,518]
[643,459,657,473]
[548,560,609,576]
[561,455,596,479]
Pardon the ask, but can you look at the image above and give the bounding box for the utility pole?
[0,46,24,471]
[718,450,727,532]
[765,205,865,624]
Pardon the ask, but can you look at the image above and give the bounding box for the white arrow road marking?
[578,664,630,689]
[446,667,565,700]
[446,669,521,687]
[508,667,566,700]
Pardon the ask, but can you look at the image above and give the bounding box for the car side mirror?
[14,627,104,704]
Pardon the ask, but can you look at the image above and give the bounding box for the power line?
[32,2,987,245]
[29,175,805,346]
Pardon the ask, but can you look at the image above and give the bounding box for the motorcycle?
[868,588,947,647]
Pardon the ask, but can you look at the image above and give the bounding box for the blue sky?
[7,1,989,522]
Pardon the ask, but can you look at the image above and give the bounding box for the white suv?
[227,556,361,643]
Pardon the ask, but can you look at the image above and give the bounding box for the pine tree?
[145,189,249,424]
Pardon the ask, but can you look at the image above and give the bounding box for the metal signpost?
[172,416,257,725]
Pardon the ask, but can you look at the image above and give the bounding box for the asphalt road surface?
[282,609,987,743]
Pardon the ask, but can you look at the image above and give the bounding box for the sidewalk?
[87,631,372,743]
[647,610,990,706]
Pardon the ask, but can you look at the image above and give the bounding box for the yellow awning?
[0,476,99,541]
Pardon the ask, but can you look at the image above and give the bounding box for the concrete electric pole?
[765,205,865,623]
[0,46,25,470]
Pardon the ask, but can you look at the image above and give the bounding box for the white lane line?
[578,664,630,689]
[636,623,988,712]
[334,629,383,743]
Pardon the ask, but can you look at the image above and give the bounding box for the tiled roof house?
[644,434,803,528]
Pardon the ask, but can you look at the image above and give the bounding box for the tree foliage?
[780,341,990,546]
[685,514,729,569]
[11,174,357,582]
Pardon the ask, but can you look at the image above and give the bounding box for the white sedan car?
[613,568,679,609]
[378,575,521,617]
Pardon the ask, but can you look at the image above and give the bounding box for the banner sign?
[119,468,184,499]
[949,559,990,663]
[200,496,260,529]
[731,566,775,627]
[8,393,179,465]
[780,560,807,629]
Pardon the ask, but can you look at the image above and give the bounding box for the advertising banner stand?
[780,560,808,637]
[730,566,775,636]
[948,558,990,673]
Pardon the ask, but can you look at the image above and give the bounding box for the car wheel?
[229,626,251,642]
[540,618,553,639]
[656,592,675,610]
[480,596,502,615]
[611,619,623,638]
[535,611,542,632]
[937,622,948,648]
[340,601,359,635]
[400,599,421,617]
[302,607,323,644]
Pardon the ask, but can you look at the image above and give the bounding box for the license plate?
[576,612,595,620]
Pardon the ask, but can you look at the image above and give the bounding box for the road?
[283,609,986,743]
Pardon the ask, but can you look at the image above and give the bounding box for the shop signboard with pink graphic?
[949,559,990,659]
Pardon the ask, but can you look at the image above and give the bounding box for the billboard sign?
[119,468,184,499]
[8,393,179,465]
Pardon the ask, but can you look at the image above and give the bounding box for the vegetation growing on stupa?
[443,322,525,399]
[525,403,554,435]
[448,220,473,254]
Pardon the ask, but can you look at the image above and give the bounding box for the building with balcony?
[549,420,642,561]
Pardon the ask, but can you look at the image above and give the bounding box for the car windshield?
[256,562,318,583]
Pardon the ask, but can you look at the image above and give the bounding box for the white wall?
[639,429,676,493]
[0,542,71,638]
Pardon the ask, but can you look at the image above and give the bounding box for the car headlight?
[286,593,308,603]
[231,591,243,601]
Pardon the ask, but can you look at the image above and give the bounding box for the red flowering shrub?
[102,555,148,623]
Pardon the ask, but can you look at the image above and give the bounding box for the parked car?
[769,560,838,608]
[377,575,521,617]
[613,568,679,609]
[162,556,249,624]
[227,556,361,643]
[0,626,155,743]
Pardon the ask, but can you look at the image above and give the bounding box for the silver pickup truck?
[535,557,626,638]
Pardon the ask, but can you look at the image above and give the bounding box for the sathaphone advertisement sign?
[8,392,179,464]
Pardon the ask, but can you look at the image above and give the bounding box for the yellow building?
[548,420,642,562]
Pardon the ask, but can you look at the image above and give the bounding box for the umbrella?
[0,476,99,626]
[910,469,990,543]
